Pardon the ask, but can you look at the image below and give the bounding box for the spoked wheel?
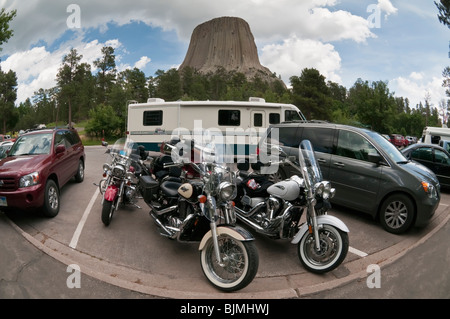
[200,234,259,292]
[101,200,116,226]
[298,224,349,274]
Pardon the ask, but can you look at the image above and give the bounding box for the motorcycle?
[97,138,145,226]
[234,140,349,274]
[139,140,259,292]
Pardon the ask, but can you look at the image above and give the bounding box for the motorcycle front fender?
[198,225,255,251]
[104,184,119,202]
[291,214,349,244]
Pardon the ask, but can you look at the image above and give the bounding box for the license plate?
[0,196,7,207]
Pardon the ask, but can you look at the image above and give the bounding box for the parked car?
[0,128,85,217]
[390,134,406,148]
[0,134,12,143]
[259,122,440,234]
[402,143,450,188]
[0,141,13,159]
[405,136,416,145]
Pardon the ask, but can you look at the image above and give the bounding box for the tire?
[379,194,415,234]
[268,168,286,183]
[74,160,84,183]
[42,180,60,218]
[101,200,115,226]
[298,224,349,274]
[200,234,259,292]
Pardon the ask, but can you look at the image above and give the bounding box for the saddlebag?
[139,175,159,203]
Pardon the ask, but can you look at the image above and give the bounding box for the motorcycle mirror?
[270,145,281,155]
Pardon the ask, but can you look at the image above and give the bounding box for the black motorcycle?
[139,143,259,292]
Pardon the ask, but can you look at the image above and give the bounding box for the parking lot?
[3,145,450,298]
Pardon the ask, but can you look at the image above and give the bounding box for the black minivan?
[259,122,440,234]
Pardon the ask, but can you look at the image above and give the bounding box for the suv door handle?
[317,158,327,164]
[333,162,345,168]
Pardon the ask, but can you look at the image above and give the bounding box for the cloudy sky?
[0,0,448,109]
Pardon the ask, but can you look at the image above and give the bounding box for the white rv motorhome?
[126,97,306,161]
[420,126,450,144]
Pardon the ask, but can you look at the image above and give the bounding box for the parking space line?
[349,246,368,257]
[69,187,100,249]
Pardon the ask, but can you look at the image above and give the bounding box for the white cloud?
[260,35,342,85]
[378,0,398,17]
[1,36,125,103]
[134,56,151,70]
[391,74,447,108]
[1,0,374,55]
[0,0,377,104]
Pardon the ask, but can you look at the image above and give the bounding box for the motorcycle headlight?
[19,171,40,188]
[314,182,324,196]
[103,163,112,173]
[314,181,335,200]
[219,181,236,201]
[112,165,126,178]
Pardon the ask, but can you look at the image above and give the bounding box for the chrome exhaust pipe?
[234,201,265,218]
[149,204,178,216]
[150,212,177,239]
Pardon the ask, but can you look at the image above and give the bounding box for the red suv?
[0,128,85,217]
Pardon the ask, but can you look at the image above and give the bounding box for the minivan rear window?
[267,126,302,147]
[302,127,334,154]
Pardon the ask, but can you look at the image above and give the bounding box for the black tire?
[298,224,349,273]
[101,200,115,226]
[200,235,259,292]
[268,168,286,183]
[379,194,415,234]
[74,160,84,183]
[42,180,60,218]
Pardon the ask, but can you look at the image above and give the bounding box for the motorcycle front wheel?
[200,235,259,292]
[101,200,116,226]
[298,224,349,274]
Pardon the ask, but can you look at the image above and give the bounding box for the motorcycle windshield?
[298,140,323,186]
[110,137,135,157]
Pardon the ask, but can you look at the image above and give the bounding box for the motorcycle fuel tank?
[267,180,300,201]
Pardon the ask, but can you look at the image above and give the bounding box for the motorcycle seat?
[160,181,182,197]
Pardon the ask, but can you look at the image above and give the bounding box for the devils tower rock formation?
[179,17,281,85]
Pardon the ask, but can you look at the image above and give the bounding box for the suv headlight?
[19,172,40,188]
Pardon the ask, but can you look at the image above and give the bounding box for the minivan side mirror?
[368,153,381,165]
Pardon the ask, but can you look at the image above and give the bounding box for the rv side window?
[285,110,301,121]
[254,113,263,127]
[269,113,280,124]
[143,111,163,126]
[218,110,240,126]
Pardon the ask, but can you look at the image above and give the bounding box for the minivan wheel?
[379,194,414,234]
[42,180,60,218]
[268,168,286,183]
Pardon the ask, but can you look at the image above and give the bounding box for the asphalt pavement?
[0,145,449,302]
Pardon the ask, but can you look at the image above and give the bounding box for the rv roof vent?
[147,98,165,103]
[249,97,265,103]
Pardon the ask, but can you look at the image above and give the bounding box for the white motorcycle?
[235,140,349,273]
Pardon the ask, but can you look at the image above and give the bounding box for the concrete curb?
[6,203,449,299]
